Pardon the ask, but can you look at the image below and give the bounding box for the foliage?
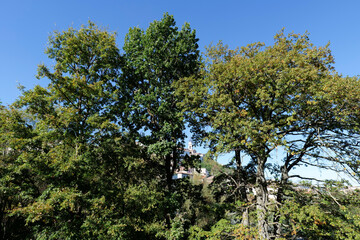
[176,30,360,239]
[189,219,259,240]
[1,21,163,239]
[0,107,36,239]
[121,12,201,230]
[280,181,360,239]
[1,16,360,240]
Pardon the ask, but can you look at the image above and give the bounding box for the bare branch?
[289,174,325,183]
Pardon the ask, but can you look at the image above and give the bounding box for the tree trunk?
[164,147,178,228]
[272,165,289,239]
[235,149,249,226]
[242,208,250,226]
[256,160,269,240]
[165,154,172,228]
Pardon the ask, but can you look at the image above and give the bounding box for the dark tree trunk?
[164,146,178,229]
[165,154,172,228]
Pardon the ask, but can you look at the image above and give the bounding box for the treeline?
[1,13,360,239]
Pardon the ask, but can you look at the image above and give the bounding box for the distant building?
[173,166,209,180]
[173,141,207,180]
[182,140,204,160]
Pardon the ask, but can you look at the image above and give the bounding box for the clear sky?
[1,0,359,183]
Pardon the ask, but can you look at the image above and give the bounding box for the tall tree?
[10,22,161,239]
[176,31,360,239]
[121,13,201,228]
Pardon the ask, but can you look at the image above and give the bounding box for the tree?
[121,13,201,228]
[4,16,202,239]
[10,22,165,239]
[0,106,36,239]
[176,30,360,239]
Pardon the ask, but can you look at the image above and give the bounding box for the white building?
[173,141,207,180]
[173,166,209,180]
[182,140,204,160]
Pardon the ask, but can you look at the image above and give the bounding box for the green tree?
[9,22,165,239]
[0,106,36,239]
[176,30,360,239]
[121,13,201,229]
[11,21,121,239]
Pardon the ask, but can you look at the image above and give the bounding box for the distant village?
[173,141,213,183]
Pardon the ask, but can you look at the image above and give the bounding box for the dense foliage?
[1,14,360,240]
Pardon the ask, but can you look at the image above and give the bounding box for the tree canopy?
[176,31,360,239]
[1,16,360,240]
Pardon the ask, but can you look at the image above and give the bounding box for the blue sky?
[1,0,359,182]
[2,0,360,106]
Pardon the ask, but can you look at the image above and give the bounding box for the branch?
[327,190,342,208]
[289,174,325,183]
[287,130,316,171]
[311,187,342,208]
